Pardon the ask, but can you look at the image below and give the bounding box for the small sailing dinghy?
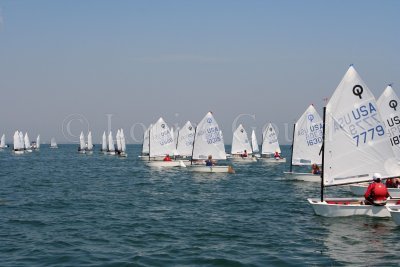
[107,131,116,155]
[188,112,234,173]
[78,131,86,153]
[24,132,33,152]
[116,128,127,157]
[230,124,256,162]
[101,131,107,153]
[175,121,195,160]
[349,85,400,198]
[139,124,153,160]
[284,105,323,182]
[34,135,40,150]
[146,118,182,167]
[251,130,260,158]
[86,131,93,154]
[260,123,286,162]
[13,131,24,154]
[386,205,400,225]
[50,137,58,148]
[308,65,400,217]
[0,134,7,149]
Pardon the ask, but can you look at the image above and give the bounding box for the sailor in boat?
[205,155,216,166]
[364,173,390,206]
[241,150,248,158]
[274,151,282,159]
[311,163,321,175]
[386,177,400,188]
[163,154,172,161]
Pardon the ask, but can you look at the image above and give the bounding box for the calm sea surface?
[1,145,400,266]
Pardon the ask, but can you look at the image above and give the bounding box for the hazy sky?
[1,0,399,144]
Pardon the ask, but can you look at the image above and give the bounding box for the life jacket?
[205,159,212,166]
[372,183,388,201]
[163,156,171,161]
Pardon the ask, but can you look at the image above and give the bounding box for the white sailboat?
[308,66,400,217]
[189,112,234,173]
[101,131,107,153]
[107,131,115,155]
[349,85,400,197]
[86,131,93,154]
[119,128,127,157]
[139,124,152,160]
[146,118,182,167]
[386,205,400,225]
[284,105,323,182]
[50,137,58,148]
[116,129,122,153]
[35,135,40,150]
[13,131,24,154]
[251,129,260,158]
[175,121,195,159]
[230,124,256,162]
[24,132,32,152]
[260,123,286,162]
[0,134,6,149]
[78,131,86,153]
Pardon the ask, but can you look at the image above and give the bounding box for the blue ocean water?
[1,145,400,266]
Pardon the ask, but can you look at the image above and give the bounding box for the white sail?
[0,134,5,148]
[18,131,26,149]
[102,131,107,151]
[261,123,281,154]
[108,131,115,152]
[79,131,86,150]
[176,121,195,157]
[377,85,400,159]
[323,66,400,186]
[192,112,226,160]
[120,129,126,152]
[149,117,176,157]
[50,137,57,148]
[142,124,152,154]
[36,135,40,149]
[251,129,259,153]
[292,105,323,165]
[116,129,122,151]
[13,131,21,150]
[87,131,93,150]
[24,132,30,149]
[231,124,252,154]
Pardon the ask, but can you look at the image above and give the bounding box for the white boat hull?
[349,183,400,198]
[145,161,183,167]
[307,198,397,217]
[283,172,320,182]
[259,157,286,163]
[14,150,24,155]
[387,205,400,225]
[188,165,231,173]
[108,151,116,155]
[229,156,257,162]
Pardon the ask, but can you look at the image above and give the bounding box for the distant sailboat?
[260,123,286,162]
[86,131,93,154]
[251,129,260,157]
[107,131,115,155]
[230,124,256,162]
[0,134,6,149]
[146,118,181,167]
[24,132,33,152]
[139,124,152,160]
[50,137,58,148]
[35,135,40,150]
[101,131,107,153]
[78,131,86,153]
[13,131,24,154]
[117,128,127,157]
[175,121,195,159]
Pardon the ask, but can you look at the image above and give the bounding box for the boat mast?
[320,107,326,202]
[289,123,296,173]
[190,127,197,166]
